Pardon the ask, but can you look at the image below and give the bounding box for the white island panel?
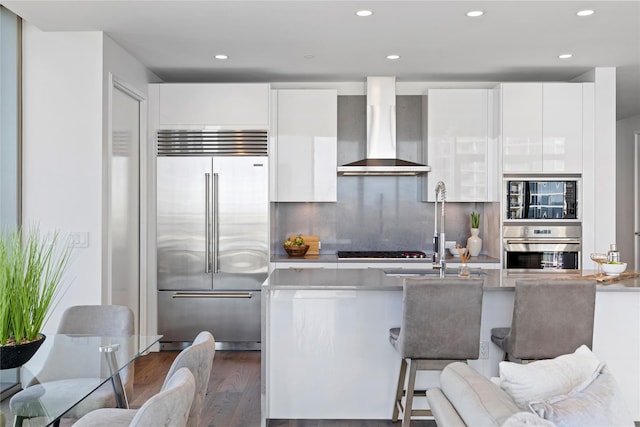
[263,268,640,421]
[267,289,404,419]
[592,291,640,419]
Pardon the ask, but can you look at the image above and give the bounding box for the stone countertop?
[270,254,500,264]
[264,268,640,292]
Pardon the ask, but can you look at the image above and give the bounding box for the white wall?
[21,24,160,334]
[22,24,104,332]
[616,114,640,265]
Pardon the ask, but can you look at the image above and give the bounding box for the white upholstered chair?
[73,331,216,427]
[10,305,135,427]
[74,367,196,427]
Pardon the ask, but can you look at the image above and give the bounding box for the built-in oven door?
[504,179,579,221]
[504,239,581,273]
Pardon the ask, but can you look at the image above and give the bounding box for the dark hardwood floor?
[132,350,436,427]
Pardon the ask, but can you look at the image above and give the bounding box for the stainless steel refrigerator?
[156,130,268,348]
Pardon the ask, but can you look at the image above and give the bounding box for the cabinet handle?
[172,292,253,299]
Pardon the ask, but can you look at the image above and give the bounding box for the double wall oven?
[503,177,581,274]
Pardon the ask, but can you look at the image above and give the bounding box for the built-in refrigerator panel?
[157,157,268,291]
[157,290,261,343]
[157,157,212,291]
[156,129,268,345]
[211,157,269,290]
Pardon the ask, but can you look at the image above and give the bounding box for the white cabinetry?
[502,83,583,173]
[427,89,498,202]
[270,262,338,271]
[337,261,432,270]
[157,83,269,128]
[542,83,583,173]
[271,89,337,202]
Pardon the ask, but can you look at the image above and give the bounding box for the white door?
[635,132,640,271]
[110,79,142,333]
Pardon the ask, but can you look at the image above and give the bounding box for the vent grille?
[157,130,268,157]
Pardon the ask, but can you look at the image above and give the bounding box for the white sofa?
[426,346,635,427]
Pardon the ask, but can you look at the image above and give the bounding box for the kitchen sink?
[384,268,487,277]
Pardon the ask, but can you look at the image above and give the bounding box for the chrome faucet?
[433,181,447,277]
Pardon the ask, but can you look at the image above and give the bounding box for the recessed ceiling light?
[576,9,595,17]
[558,53,573,59]
[356,10,373,17]
[304,54,315,60]
[466,10,484,17]
[214,54,228,60]
[386,54,400,60]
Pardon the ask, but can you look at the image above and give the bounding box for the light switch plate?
[69,232,89,248]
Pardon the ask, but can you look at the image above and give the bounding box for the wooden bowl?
[284,245,309,257]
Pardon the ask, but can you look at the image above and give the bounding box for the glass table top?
[2,334,161,426]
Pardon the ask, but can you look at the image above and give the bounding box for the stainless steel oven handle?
[505,239,582,245]
[172,292,253,299]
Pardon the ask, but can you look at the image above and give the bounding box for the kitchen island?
[261,267,640,424]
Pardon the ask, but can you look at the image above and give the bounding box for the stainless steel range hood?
[337,76,431,176]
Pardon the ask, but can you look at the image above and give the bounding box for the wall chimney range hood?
[337,76,430,176]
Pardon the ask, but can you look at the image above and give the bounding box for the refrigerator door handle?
[205,173,211,273]
[171,292,253,299]
[213,173,220,273]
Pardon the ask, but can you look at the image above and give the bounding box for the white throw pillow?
[499,345,600,409]
[528,363,635,427]
[501,412,557,427]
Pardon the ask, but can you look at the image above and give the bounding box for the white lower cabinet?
[269,262,337,272]
[427,88,499,202]
[270,89,337,202]
[337,261,432,270]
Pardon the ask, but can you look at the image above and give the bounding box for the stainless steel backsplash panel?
[273,195,497,256]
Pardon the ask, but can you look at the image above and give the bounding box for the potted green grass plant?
[467,211,483,257]
[0,226,72,369]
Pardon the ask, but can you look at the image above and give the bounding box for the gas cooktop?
[337,251,427,259]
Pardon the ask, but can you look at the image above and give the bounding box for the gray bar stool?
[490,279,596,362]
[389,277,484,427]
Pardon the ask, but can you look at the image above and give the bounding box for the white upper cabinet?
[502,83,583,174]
[270,89,337,202]
[542,83,583,173]
[157,83,270,128]
[427,88,498,202]
[502,83,543,172]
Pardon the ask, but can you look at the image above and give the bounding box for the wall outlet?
[479,341,490,359]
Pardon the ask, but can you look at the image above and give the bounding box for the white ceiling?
[4,0,640,120]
